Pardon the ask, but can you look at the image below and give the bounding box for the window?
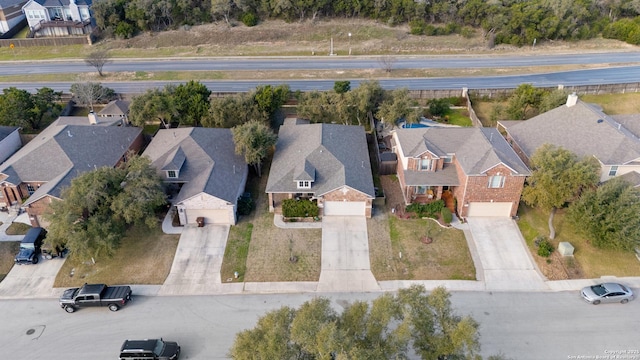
[167,170,178,179]
[27,184,36,195]
[488,175,505,188]
[609,165,618,176]
[415,186,427,195]
[297,181,311,189]
[443,155,453,163]
[420,158,431,171]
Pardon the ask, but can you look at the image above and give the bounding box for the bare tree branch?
[84,50,111,77]
[378,55,397,73]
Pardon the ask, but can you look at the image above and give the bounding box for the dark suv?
[119,338,180,360]
[14,227,47,265]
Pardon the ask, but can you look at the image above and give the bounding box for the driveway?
[158,224,238,296]
[466,217,548,291]
[0,257,66,299]
[317,216,380,292]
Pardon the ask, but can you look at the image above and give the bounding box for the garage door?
[467,202,512,217]
[324,201,366,216]
[185,209,231,224]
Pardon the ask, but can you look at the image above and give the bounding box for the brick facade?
[322,187,373,218]
[456,165,525,218]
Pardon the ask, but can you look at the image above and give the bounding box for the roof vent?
[597,119,604,124]
[566,93,578,107]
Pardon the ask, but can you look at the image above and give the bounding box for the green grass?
[517,205,640,278]
[220,223,253,282]
[446,108,473,126]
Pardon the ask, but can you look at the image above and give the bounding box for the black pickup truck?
[59,283,132,313]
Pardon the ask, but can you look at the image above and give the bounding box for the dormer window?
[167,170,178,179]
[420,158,431,171]
[297,180,311,189]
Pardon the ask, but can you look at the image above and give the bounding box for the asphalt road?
[3,65,640,94]
[1,291,638,360]
[4,52,640,75]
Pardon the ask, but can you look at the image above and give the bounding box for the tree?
[211,0,234,25]
[567,177,640,251]
[505,84,546,120]
[29,87,63,130]
[253,84,290,120]
[231,120,277,177]
[203,93,264,128]
[129,88,178,128]
[378,54,397,73]
[85,49,111,77]
[43,154,166,262]
[376,88,416,125]
[521,144,600,239]
[428,98,450,118]
[539,89,569,112]
[229,285,482,360]
[333,80,351,94]
[172,80,212,127]
[0,87,33,128]
[70,82,117,112]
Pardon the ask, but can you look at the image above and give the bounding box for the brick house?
[391,127,530,218]
[498,93,640,185]
[143,128,248,226]
[266,121,375,217]
[0,115,143,227]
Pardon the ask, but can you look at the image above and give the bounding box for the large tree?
[567,177,640,251]
[253,84,290,121]
[376,87,417,125]
[29,87,63,130]
[203,93,264,128]
[229,285,482,360]
[129,88,178,128]
[521,144,600,238]
[231,120,277,177]
[70,82,117,112]
[44,154,165,262]
[505,83,546,120]
[0,86,62,130]
[172,80,212,127]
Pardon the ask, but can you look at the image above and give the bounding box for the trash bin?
[196,217,205,227]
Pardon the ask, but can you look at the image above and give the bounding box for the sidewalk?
[0,211,31,241]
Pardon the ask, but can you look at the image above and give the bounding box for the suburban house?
[0,0,28,35]
[0,116,143,227]
[266,121,375,218]
[98,99,130,125]
[0,126,21,164]
[498,93,640,184]
[21,0,93,37]
[391,127,530,218]
[143,128,248,226]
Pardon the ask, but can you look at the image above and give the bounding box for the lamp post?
[348,33,352,55]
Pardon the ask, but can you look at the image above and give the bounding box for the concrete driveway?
[466,217,548,291]
[158,224,238,296]
[317,216,380,292]
[0,257,66,299]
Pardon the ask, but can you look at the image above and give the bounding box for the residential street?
[1,291,638,360]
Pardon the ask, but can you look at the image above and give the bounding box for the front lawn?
[0,242,20,282]
[517,205,640,279]
[54,224,179,287]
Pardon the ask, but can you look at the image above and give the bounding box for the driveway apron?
[467,217,548,291]
[158,224,230,296]
[0,257,66,299]
[317,216,380,292]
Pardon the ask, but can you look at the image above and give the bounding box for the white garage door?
[324,201,366,216]
[185,209,231,224]
[467,202,512,217]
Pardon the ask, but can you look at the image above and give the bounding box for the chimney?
[566,93,578,107]
[88,111,98,125]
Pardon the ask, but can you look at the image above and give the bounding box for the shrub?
[441,207,452,224]
[282,199,319,218]
[237,196,254,216]
[406,200,445,218]
[241,13,258,27]
[428,98,450,117]
[409,19,426,35]
[535,236,554,257]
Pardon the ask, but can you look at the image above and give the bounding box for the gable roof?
[500,100,640,165]
[98,100,130,117]
[0,118,141,204]
[266,123,375,198]
[0,0,27,10]
[28,0,91,7]
[394,127,530,176]
[143,128,248,205]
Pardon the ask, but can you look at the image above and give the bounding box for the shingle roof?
[0,118,141,203]
[142,128,248,205]
[266,123,375,198]
[617,171,640,187]
[98,100,130,117]
[394,127,530,176]
[0,0,27,9]
[501,100,640,165]
[31,0,91,7]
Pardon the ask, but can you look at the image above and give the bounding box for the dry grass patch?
[54,224,179,287]
[0,242,20,282]
[581,93,640,114]
[370,175,475,281]
[517,205,640,279]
